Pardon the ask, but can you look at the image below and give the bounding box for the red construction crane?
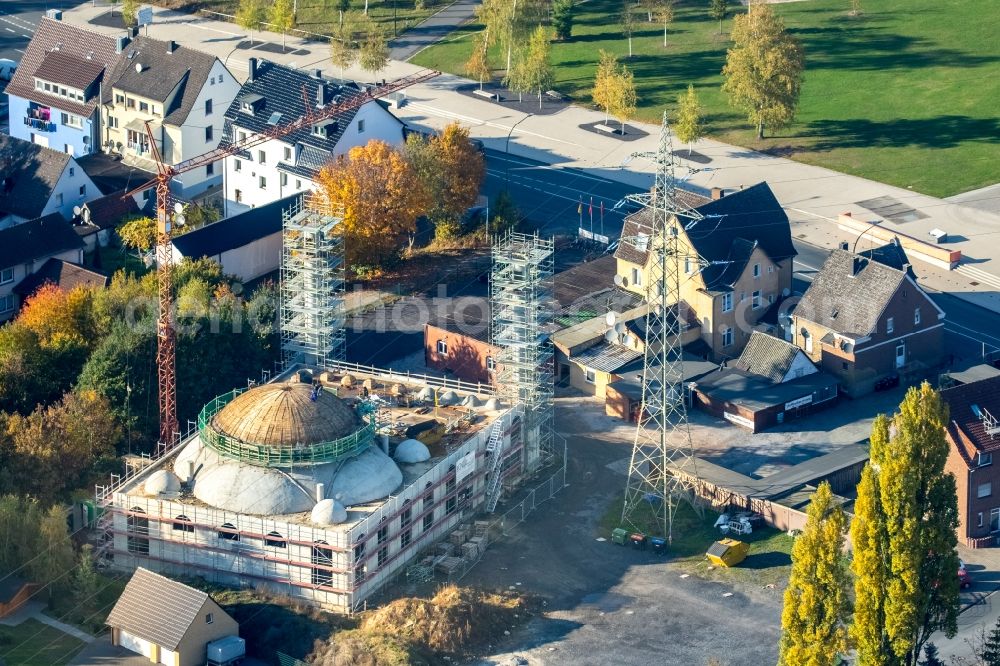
[125,69,440,446]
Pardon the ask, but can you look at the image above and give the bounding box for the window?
[139,101,148,113]
[979,452,993,467]
[280,172,288,187]
[721,327,733,347]
[206,162,214,176]
[752,290,761,309]
[127,97,135,109]
[264,531,286,548]
[1,268,14,285]
[977,482,992,499]
[234,189,242,203]
[684,257,691,274]
[259,175,267,190]
[423,511,434,531]
[234,158,241,172]
[0,295,13,314]
[358,119,365,133]
[79,185,87,196]
[205,125,213,142]
[238,131,247,142]
[486,356,496,371]
[978,512,984,528]
[436,340,448,355]
[295,179,302,189]
[423,484,434,530]
[446,495,457,515]
[584,368,596,384]
[914,308,921,325]
[803,332,813,354]
[69,167,75,176]
[739,291,746,303]
[401,501,412,528]
[630,267,642,287]
[768,294,775,304]
[842,361,849,370]
[60,112,83,129]
[354,534,366,559]
[721,293,733,312]
[400,527,412,548]
[311,541,333,586]
[217,522,240,541]
[753,263,761,278]
[258,149,266,164]
[56,193,63,206]
[205,99,213,115]
[992,509,1000,533]
[152,106,159,116]
[127,507,149,555]
[378,546,388,567]
[768,265,774,274]
[284,146,292,161]
[205,613,214,625]
[172,515,194,533]
[115,93,125,104]
[210,76,215,85]
[378,520,389,545]
[108,114,118,129]
[886,317,894,334]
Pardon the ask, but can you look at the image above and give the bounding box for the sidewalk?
[60,2,1000,314]
[388,0,479,61]
[0,600,95,643]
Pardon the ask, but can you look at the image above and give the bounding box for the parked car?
[959,560,972,589]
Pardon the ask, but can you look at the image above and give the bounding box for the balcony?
[23,116,56,132]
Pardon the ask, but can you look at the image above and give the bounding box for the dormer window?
[312,119,338,138]
[240,93,265,115]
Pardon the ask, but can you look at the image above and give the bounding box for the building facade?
[0,214,85,321]
[424,323,499,385]
[221,59,404,215]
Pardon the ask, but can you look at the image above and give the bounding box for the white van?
[0,59,17,82]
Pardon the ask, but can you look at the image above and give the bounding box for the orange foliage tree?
[16,283,95,348]
[317,140,430,267]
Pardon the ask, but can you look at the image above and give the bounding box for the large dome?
[212,382,358,446]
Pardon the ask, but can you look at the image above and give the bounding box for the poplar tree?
[236,0,266,46]
[654,0,674,47]
[850,383,960,666]
[269,0,296,52]
[778,482,850,666]
[32,506,75,597]
[611,64,637,134]
[674,84,703,154]
[721,0,803,139]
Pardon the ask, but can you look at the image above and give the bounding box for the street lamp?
[504,113,532,186]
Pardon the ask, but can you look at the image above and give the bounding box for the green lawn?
[413,0,1000,197]
[0,619,85,666]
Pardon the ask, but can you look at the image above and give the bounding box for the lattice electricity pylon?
[619,111,714,544]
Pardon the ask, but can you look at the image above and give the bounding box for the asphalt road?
[0,2,51,62]
[388,0,480,61]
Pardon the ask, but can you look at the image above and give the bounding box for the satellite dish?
[173,202,184,214]
[614,322,626,334]
[613,274,624,287]
[72,205,83,217]
[175,214,186,226]
[134,62,143,73]
[781,287,790,297]
[604,329,618,343]
[605,311,616,326]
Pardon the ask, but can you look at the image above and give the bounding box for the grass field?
[0,619,85,666]
[412,0,1000,197]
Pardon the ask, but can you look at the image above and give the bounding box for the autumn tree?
[317,141,430,266]
[359,21,389,78]
[709,0,729,34]
[269,0,296,52]
[674,84,703,154]
[779,482,850,666]
[118,216,158,254]
[851,383,960,666]
[721,0,804,139]
[236,0,266,46]
[611,63,637,133]
[330,16,359,79]
[121,0,140,27]
[476,0,548,72]
[655,0,674,47]
[552,0,574,40]
[592,50,619,124]
[336,0,350,24]
[405,123,486,241]
[465,32,492,89]
[515,26,554,109]
[619,0,636,58]
[490,189,519,233]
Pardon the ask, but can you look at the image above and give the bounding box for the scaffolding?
[280,194,346,368]
[490,231,555,481]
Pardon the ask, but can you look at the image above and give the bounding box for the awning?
[124,117,160,133]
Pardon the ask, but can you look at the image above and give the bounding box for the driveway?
[389,0,479,61]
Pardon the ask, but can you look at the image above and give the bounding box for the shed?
[106,567,239,666]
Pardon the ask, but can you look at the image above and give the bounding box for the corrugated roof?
[106,568,215,650]
[172,195,296,258]
[941,376,1000,464]
[572,341,643,373]
[736,331,807,383]
[0,134,72,220]
[0,213,84,269]
[794,249,906,338]
[5,17,120,117]
[13,258,108,297]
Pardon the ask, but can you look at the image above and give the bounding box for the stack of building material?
[469,535,487,553]
[461,541,479,560]
[436,542,455,557]
[450,526,469,545]
[473,521,490,540]
[435,557,464,576]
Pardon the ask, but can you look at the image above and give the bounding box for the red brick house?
[424,323,499,385]
[791,241,945,397]
[941,375,1000,548]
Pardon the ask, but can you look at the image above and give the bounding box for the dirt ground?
[457,399,785,666]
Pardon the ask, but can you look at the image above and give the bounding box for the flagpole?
[600,200,604,237]
[589,196,594,233]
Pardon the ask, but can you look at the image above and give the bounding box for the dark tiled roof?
[106,568,218,651]
[171,195,297,258]
[736,331,808,383]
[219,60,399,180]
[859,238,916,278]
[615,183,795,281]
[76,190,140,230]
[0,135,71,220]
[0,213,85,269]
[13,258,108,297]
[553,256,616,308]
[34,50,106,90]
[5,17,120,117]
[110,37,220,125]
[794,249,906,338]
[941,376,1000,464]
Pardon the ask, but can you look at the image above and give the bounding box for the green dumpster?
[611,528,629,545]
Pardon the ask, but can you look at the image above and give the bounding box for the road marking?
[4,28,13,33]
[182,21,242,37]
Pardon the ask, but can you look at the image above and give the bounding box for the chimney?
[315,482,326,502]
[115,35,131,53]
[45,8,62,20]
[312,68,323,79]
[839,241,849,251]
[316,83,326,107]
[247,57,257,82]
[186,460,195,484]
[711,187,724,200]
[166,40,177,54]
[131,26,139,38]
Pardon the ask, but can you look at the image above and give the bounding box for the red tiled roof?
[941,376,1000,465]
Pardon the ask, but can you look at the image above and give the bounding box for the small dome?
[212,382,357,447]
[484,397,503,410]
[145,470,180,495]
[439,390,459,405]
[311,498,348,525]
[340,374,356,387]
[394,438,431,463]
[462,395,482,407]
[362,378,375,390]
[417,386,434,401]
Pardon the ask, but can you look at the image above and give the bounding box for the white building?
[221,59,404,216]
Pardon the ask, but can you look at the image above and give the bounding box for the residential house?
[0,134,99,227]
[102,37,238,201]
[615,183,797,362]
[106,567,239,666]
[221,59,404,215]
[14,258,108,301]
[170,194,297,281]
[940,376,1000,548]
[72,188,141,251]
[425,322,499,385]
[692,331,838,432]
[5,13,121,157]
[0,213,86,321]
[791,241,945,397]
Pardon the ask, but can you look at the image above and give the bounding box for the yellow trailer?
[706,538,749,567]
